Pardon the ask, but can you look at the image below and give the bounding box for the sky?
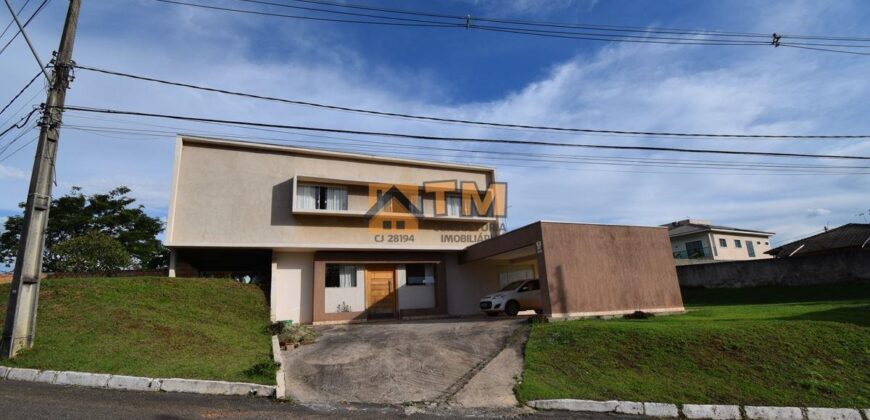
[1,0,870,248]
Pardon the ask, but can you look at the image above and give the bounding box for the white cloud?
[0,0,867,243]
[806,208,832,218]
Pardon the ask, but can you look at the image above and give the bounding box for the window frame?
[405,263,434,286]
[325,264,357,288]
[719,238,727,247]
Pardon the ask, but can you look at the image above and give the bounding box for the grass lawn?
[0,277,276,385]
[516,283,870,407]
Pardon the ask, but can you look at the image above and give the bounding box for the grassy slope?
[0,277,275,385]
[517,284,870,407]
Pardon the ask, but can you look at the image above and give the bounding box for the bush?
[52,231,132,273]
[278,324,320,348]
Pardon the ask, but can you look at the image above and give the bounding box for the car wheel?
[486,312,499,317]
[505,300,520,316]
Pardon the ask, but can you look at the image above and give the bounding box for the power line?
[62,121,870,175]
[0,106,39,139]
[174,0,870,55]
[153,0,462,28]
[0,0,30,41]
[0,0,49,58]
[59,105,870,160]
[0,70,41,116]
[249,0,870,43]
[73,64,870,140]
[59,114,870,171]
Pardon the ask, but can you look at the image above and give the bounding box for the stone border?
[272,334,288,400]
[0,366,275,397]
[527,399,869,420]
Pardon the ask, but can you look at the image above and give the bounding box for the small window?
[765,242,769,245]
[445,193,462,217]
[406,264,434,286]
[326,264,357,288]
[297,184,348,211]
[719,238,727,247]
[735,240,743,248]
[757,241,761,244]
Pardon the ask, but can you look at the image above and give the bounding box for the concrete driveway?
[281,317,526,405]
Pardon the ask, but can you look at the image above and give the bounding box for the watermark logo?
[365,180,507,243]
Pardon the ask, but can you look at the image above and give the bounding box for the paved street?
[0,380,640,419]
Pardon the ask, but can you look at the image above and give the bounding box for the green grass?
[0,277,276,385]
[516,284,870,407]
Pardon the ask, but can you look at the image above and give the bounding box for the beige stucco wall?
[671,231,773,261]
[167,138,497,250]
[324,266,366,314]
[445,254,500,315]
[710,233,773,260]
[272,252,314,324]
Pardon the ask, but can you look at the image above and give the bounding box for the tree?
[0,186,167,272]
[53,231,132,273]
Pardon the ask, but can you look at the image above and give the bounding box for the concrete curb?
[0,366,275,398]
[527,399,869,420]
[272,335,288,400]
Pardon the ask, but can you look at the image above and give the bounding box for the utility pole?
[1,0,80,359]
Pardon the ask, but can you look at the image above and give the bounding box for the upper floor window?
[446,193,462,217]
[297,184,348,211]
[719,238,727,247]
[734,240,743,248]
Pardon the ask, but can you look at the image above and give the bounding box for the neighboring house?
[663,219,774,263]
[766,223,870,258]
[165,136,684,324]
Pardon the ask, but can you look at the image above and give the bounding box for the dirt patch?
[281,317,525,404]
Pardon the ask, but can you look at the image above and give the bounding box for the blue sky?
[1,0,870,247]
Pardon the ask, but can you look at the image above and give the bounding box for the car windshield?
[500,281,526,291]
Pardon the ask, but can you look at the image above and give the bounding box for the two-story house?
[664,219,774,264]
[166,136,684,324]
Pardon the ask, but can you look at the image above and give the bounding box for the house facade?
[166,136,684,324]
[664,219,774,264]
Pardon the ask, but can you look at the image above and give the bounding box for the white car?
[479,279,543,316]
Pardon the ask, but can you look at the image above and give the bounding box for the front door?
[366,266,397,319]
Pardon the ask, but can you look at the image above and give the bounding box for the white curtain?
[424,264,435,285]
[326,186,348,211]
[446,193,461,216]
[339,265,356,287]
[297,184,317,209]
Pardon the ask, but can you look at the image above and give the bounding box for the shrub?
[278,324,320,347]
[52,231,132,273]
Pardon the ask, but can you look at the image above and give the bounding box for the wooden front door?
[366,266,397,318]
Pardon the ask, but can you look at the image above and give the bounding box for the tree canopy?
[0,186,167,272]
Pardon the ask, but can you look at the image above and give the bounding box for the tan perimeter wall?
[539,223,684,317]
[169,140,494,250]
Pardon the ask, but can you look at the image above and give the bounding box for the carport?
[459,221,685,319]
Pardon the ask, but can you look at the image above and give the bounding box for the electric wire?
[57,105,870,161]
[0,0,49,58]
[0,71,41,116]
[0,0,30,41]
[161,0,870,55]
[73,64,870,140]
[60,115,870,172]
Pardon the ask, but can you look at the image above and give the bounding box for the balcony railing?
[673,246,715,260]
